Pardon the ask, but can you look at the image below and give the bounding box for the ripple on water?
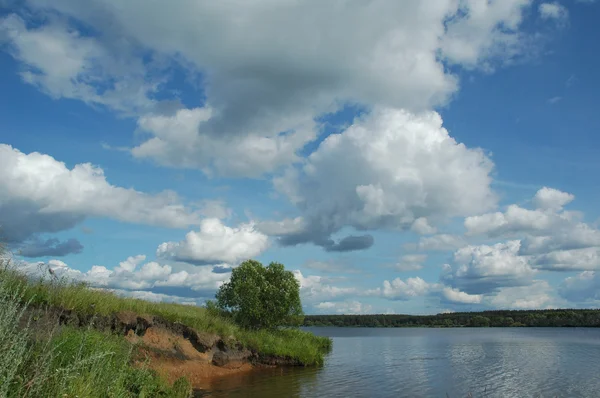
[205,328,600,398]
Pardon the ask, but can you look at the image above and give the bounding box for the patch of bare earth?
[128,326,254,389]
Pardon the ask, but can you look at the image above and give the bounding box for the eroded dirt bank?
[21,305,304,391]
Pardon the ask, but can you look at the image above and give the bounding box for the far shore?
[303,309,600,328]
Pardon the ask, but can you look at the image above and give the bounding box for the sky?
[1,0,600,315]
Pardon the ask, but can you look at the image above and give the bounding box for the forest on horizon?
[303,309,600,328]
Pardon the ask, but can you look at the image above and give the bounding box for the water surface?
[205,327,600,397]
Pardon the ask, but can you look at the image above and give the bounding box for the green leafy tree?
[215,260,304,329]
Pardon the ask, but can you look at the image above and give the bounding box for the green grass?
[0,273,192,397]
[0,260,332,367]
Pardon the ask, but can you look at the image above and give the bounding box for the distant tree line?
[302,309,600,328]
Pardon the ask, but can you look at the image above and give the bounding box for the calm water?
[204,327,600,398]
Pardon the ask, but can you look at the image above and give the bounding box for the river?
[202,327,600,397]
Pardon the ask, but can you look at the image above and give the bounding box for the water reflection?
[203,365,320,397]
[202,328,600,397]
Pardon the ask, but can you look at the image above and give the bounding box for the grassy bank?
[0,272,192,397]
[0,261,331,363]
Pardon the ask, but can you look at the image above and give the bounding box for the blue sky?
[1,0,600,314]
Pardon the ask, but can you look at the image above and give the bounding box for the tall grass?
[0,259,332,367]
[0,275,192,397]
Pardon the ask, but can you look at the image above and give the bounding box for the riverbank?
[0,264,331,396]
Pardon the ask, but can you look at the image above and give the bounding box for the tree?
[215,260,304,329]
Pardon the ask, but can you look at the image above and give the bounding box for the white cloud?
[156,218,269,265]
[442,287,483,304]
[410,218,437,235]
[487,280,559,309]
[23,0,538,115]
[559,271,600,304]
[0,144,201,246]
[531,247,600,271]
[131,108,316,178]
[539,3,569,24]
[273,108,496,249]
[381,276,433,300]
[464,188,600,270]
[393,254,427,272]
[0,14,159,115]
[293,270,358,304]
[532,187,574,210]
[441,240,536,294]
[465,204,565,237]
[519,221,600,255]
[315,300,373,315]
[116,255,146,273]
[440,0,534,69]
[464,188,581,241]
[1,0,548,178]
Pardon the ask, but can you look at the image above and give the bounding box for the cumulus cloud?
[532,187,574,211]
[315,300,373,315]
[272,108,496,250]
[463,187,600,272]
[1,0,551,178]
[519,223,600,256]
[441,241,536,294]
[410,218,438,235]
[381,277,433,300]
[18,0,537,115]
[156,218,269,265]
[531,248,600,271]
[131,108,316,178]
[441,287,483,304]
[0,144,201,248]
[465,188,585,244]
[464,204,569,238]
